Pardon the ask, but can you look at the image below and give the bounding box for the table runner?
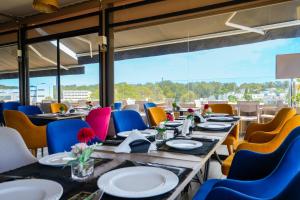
[157,137,219,156]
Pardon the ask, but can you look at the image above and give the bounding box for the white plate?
[97,166,179,198]
[117,129,157,138]
[166,139,203,150]
[198,123,231,131]
[209,116,234,122]
[164,121,183,127]
[208,113,229,117]
[36,113,57,117]
[0,179,63,200]
[39,152,75,167]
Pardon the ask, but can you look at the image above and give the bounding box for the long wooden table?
[93,121,235,200]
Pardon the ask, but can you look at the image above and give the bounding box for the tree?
[228,95,238,103]
[180,91,197,103]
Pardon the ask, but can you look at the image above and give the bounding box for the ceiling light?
[32,0,59,13]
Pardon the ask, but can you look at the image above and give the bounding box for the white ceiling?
[0,0,90,23]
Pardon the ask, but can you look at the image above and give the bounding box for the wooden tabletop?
[93,122,235,200]
[28,113,86,120]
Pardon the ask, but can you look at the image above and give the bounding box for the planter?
[71,159,94,181]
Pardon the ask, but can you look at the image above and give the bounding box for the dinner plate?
[164,121,183,127]
[208,113,229,117]
[208,116,235,122]
[36,113,57,117]
[166,139,203,150]
[97,166,179,198]
[0,179,63,200]
[39,152,75,166]
[117,129,157,138]
[197,123,231,131]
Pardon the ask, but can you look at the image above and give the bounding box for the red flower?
[77,128,95,143]
[204,104,209,110]
[187,108,194,113]
[166,113,174,121]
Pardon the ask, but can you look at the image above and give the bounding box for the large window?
[60,33,100,107]
[0,45,19,102]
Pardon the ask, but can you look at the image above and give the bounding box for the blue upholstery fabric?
[3,102,21,111]
[229,127,300,180]
[112,110,148,133]
[193,135,300,200]
[114,102,122,111]
[143,102,157,126]
[47,119,90,154]
[193,179,219,200]
[18,105,43,115]
[0,102,4,125]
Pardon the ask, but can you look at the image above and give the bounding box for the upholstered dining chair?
[193,136,300,200]
[18,105,43,115]
[112,110,148,133]
[114,102,122,111]
[2,101,21,111]
[237,101,260,132]
[123,104,140,112]
[47,119,90,154]
[222,115,300,175]
[148,107,167,127]
[143,102,157,126]
[85,107,111,142]
[0,127,37,173]
[209,103,239,154]
[243,107,296,142]
[50,102,68,113]
[4,110,47,157]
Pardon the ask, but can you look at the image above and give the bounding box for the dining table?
[28,113,87,125]
[0,120,238,200]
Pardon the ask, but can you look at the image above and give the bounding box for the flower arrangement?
[166,113,174,121]
[172,102,180,111]
[187,108,195,120]
[203,104,212,115]
[59,105,65,114]
[156,123,167,141]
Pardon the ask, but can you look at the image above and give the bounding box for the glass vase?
[71,159,94,182]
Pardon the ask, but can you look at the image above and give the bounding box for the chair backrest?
[237,101,259,113]
[0,127,37,173]
[85,107,111,141]
[114,102,122,111]
[208,100,228,104]
[123,104,139,112]
[268,107,296,131]
[266,115,300,152]
[18,105,43,115]
[47,119,90,154]
[144,102,157,125]
[148,107,167,127]
[209,104,234,115]
[112,110,147,133]
[0,102,4,124]
[50,103,68,113]
[3,101,21,111]
[4,110,47,149]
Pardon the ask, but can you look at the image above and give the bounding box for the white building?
[62,90,92,102]
[0,89,19,102]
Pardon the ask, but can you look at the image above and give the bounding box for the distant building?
[62,90,92,102]
[0,89,19,102]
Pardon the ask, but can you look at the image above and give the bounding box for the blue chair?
[0,102,4,125]
[193,129,300,200]
[228,126,300,180]
[47,119,90,154]
[2,102,21,111]
[112,110,148,133]
[18,105,43,115]
[114,102,122,111]
[143,102,157,126]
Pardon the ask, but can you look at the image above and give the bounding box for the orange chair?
[209,104,239,154]
[244,107,296,143]
[222,115,300,175]
[4,110,47,157]
[50,103,68,113]
[148,107,167,127]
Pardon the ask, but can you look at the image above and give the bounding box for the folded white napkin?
[114,130,156,153]
[182,119,192,136]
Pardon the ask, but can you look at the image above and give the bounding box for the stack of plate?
[166,139,203,150]
[38,152,75,167]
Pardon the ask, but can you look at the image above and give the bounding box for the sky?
[0,37,299,91]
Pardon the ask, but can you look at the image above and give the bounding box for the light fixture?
[32,0,59,13]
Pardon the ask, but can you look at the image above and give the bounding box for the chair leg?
[226,144,233,155]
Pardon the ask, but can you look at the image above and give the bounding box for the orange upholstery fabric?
[148,107,167,127]
[50,103,68,113]
[4,110,47,150]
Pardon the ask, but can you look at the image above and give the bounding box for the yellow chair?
[244,107,296,142]
[148,107,167,127]
[209,104,239,154]
[50,103,68,113]
[4,110,47,157]
[222,115,300,175]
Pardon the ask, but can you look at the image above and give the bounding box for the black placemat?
[103,135,156,146]
[157,137,219,156]
[1,158,112,200]
[101,160,192,200]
